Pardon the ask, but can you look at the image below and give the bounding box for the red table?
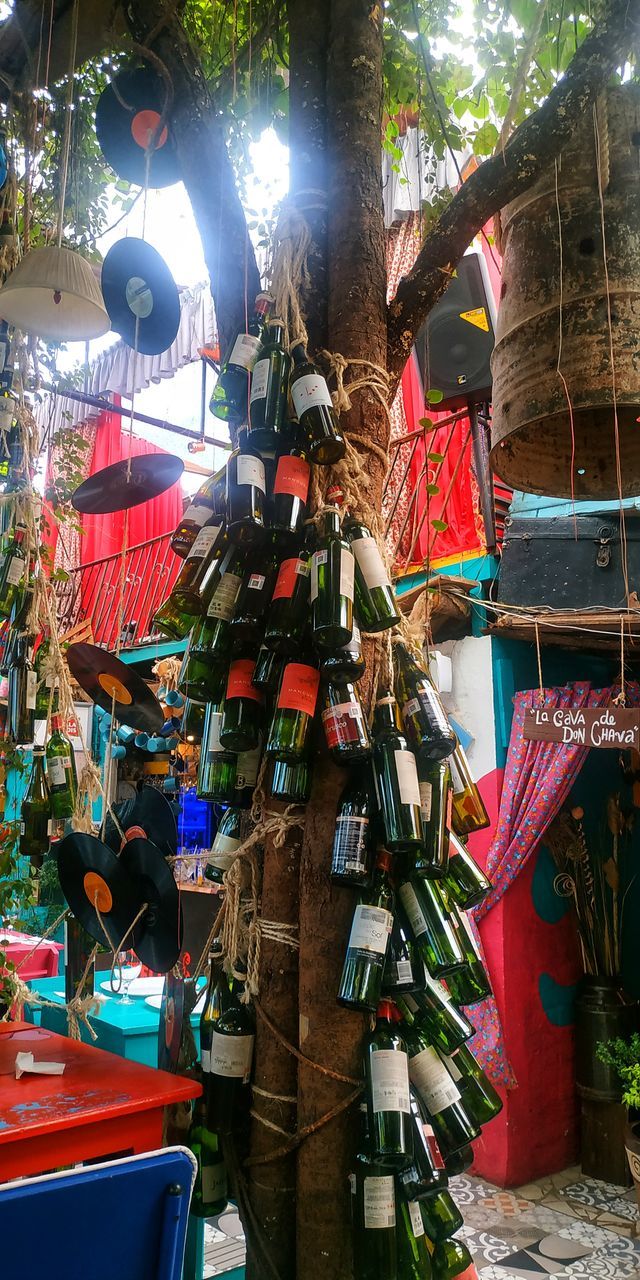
[0,1023,201,1180]
[0,928,62,980]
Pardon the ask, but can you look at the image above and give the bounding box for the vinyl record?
[56,831,141,950]
[121,836,182,973]
[101,238,180,356]
[103,784,178,860]
[66,642,164,735]
[95,65,180,189]
[158,968,185,1072]
[71,454,184,515]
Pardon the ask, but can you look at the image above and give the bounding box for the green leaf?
[425,483,440,496]
[428,451,445,463]
[431,519,449,532]
[418,417,434,429]
[473,121,500,155]
[426,389,444,404]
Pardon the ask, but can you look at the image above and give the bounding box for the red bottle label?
[277,663,320,717]
[321,701,366,748]
[273,454,310,503]
[226,658,262,703]
[272,557,305,601]
[423,1122,446,1169]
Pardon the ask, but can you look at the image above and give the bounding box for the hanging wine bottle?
[396,877,465,978]
[171,464,227,558]
[152,592,196,642]
[264,548,311,655]
[211,292,272,425]
[398,1199,434,1280]
[271,438,311,537]
[430,1237,478,1280]
[269,756,312,805]
[234,740,262,809]
[19,746,50,868]
[320,619,366,680]
[189,1093,229,1218]
[394,641,456,763]
[420,1190,464,1243]
[0,523,26,620]
[372,692,423,853]
[444,1145,474,1177]
[226,429,266,547]
[197,702,237,803]
[445,832,491,911]
[350,1104,397,1280]
[398,983,474,1057]
[220,657,264,752]
[290,343,346,464]
[413,760,451,879]
[441,897,492,1007]
[321,676,371,762]
[331,768,375,889]
[45,712,77,820]
[247,317,291,452]
[338,849,394,1012]
[179,623,225,705]
[8,630,36,744]
[449,744,490,835]
[382,917,422,997]
[438,1042,503,1128]
[34,633,56,720]
[365,999,413,1166]
[404,1020,480,1158]
[344,517,399,632]
[206,986,255,1135]
[169,521,227,615]
[398,1089,448,1204]
[200,943,232,1068]
[198,544,246,647]
[252,645,284,700]
[265,658,320,763]
[205,807,243,885]
[64,914,95,1004]
[311,497,354,649]
[230,539,280,646]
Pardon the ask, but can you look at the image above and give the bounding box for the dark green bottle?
[198,544,245,650]
[205,807,242,884]
[321,676,371,762]
[345,517,399,633]
[320,619,366,679]
[231,540,280,646]
[439,1042,502,1128]
[197,702,237,802]
[382,917,422,997]
[420,1190,464,1243]
[200,943,232,1089]
[364,1000,413,1167]
[264,549,311,655]
[444,1145,474,1176]
[372,693,423,854]
[248,318,291,452]
[331,768,375,888]
[397,877,465,979]
[171,465,227,559]
[414,760,451,879]
[398,1089,448,1203]
[445,832,491,911]
[338,848,394,1012]
[253,645,284,700]
[220,657,264,751]
[430,1236,475,1279]
[179,622,226,704]
[269,756,312,804]
[19,746,50,868]
[205,983,255,1136]
[396,1197,434,1280]
[265,659,320,763]
[290,343,346,465]
[211,292,271,425]
[169,521,226,615]
[234,741,262,809]
[46,712,77,819]
[441,898,492,1008]
[394,641,456,762]
[0,523,26,619]
[8,629,36,744]
[152,592,195,641]
[189,1093,229,1217]
[404,1021,480,1159]
[311,502,354,649]
[351,1105,397,1280]
[271,440,311,536]
[398,984,473,1057]
[226,429,266,547]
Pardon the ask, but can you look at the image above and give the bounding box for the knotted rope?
[269,201,311,349]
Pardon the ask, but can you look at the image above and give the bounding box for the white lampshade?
[0,246,110,341]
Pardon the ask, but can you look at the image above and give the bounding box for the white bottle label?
[206,711,224,758]
[182,503,210,531]
[424,972,453,1003]
[230,332,261,372]
[248,573,266,591]
[419,780,433,822]
[310,549,327,603]
[398,882,428,938]
[208,572,242,621]
[363,1175,396,1229]
[408,1200,425,1238]
[208,1030,254,1081]
[392,959,414,983]
[201,1161,228,1204]
[201,1049,211,1072]
[332,815,369,876]
[394,749,421,807]
[25,669,37,711]
[47,754,69,786]
[291,372,334,416]
[340,548,355,601]
[370,1048,411,1114]
[237,453,266,493]
[249,358,270,402]
[409,1045,461,1115]
[6,554,23,587]
[440,1050,463,1082]
[348,904,392,955]
[351,536,389,590]
[403,697,421,719]
[188,523,223,561]
[236,746,261,789]
[209,832,241,869]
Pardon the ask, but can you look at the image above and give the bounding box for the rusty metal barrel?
[490,86,640,500]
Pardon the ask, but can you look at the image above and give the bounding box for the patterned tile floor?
[202,1168,640,1277]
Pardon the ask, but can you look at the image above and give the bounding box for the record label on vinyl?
[95,65,180,189]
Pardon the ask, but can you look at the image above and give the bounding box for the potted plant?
[597,1033,640,1200]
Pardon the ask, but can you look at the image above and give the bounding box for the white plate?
[100,976,164,998]
[145,988,207,1015]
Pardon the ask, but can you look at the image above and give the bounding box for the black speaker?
[415,251,497,411]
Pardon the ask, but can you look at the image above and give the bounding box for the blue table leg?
[183,1214,205,1280]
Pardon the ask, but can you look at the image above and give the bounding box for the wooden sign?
[523,705,640,750]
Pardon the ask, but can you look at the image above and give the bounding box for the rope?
[268,201,311,348]
[244,1087,363,1168]
[254,1001,362,1087]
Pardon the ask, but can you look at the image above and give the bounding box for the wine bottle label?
[394,750,421,807]
[236,745,261,789]
[409,1046,461,1114]
[246,573,264,592]
[310,549,327,602]
[402,696,421,718]
[201,1161,228,1204]
[351,536,390,590]
[424,972,453,1003]
[370,1048,410,1114]
[25,669,37,710]
[249,357,270,402]
[348,904,392,957]
[209,1030,254,1081]
[363,1175,396,1229]
[277,663,320,717]
[322,701,367,749]
[348,1173,356,1195]
[423,1122,446,1168]
[207,572,242,621]
[273,454,311,502]
[206,711,224,758]
[408,1200,425,1238]
[236,454,266,492]
[187,523,223,560]
[332,815,369,876]
[419,780,433,821]
[6,554,23,586]
[47,755,70,787]
[440,1050,463,1082]
[180,503,210,531]
[340,548,355,601]
[291,372,333,416]
[229,331,261,371]
[272,557,308,601]
[201,1048,211,1072]
[398,882,428,937]
[391,959,413,984]
[208,834,240,870]
[226,658,262,703]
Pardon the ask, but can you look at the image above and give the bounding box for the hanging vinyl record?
[158,968,185,1072]
[101,238,180,356]
[71,454,184,515]
[121,836,182,973]
[66,642,164,735]
[103,784,178,860]
[56,832,141,950]
[95,65,180,189]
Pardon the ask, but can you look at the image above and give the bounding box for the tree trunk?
[288,0,330,349]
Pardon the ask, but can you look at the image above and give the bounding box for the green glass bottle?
[189,1092,229,1217]
[231,540,280,646]
[211,292,272,425]
[320,619,366,680]
[430,1236,476,1279]
[226,429,266,547]
[441,899,492,1008]
[8,629,36,744]
[365,999,413,1167]
[338,849,394,1012]
[183,697,206,745]
[397,1198,434,1280]
[205,807,243,885]
[200,943,231,1065]
[45,712,77,819]
[179,623,225,704]
[344,518,399,633]
[152,592,197,641]
[197,702,237,802]
[372,693,423,854]
[264,549,311,655]
[64,913,95,1004]
[234,740,262,809]
[265,658,320,763]
[290,343,346,465]
[34,634,56,720]
[445,833,492,911]
[351,1106,397,1280]
[444,1145,474,1177]
[396,877,465,978]
[414,760,451,879]
[321,676,371,762]
[171,464,227,559]
[331,768,375,888]
[382,917,422,998]
[398,983,474,1057]
[169,521,226,615]
[198,543,245,642]
[248,318,291,452]
[19,746,50,869]
[394,642,456,763]
[438,1043,502,1128]
[420,1190,464,1243]
[269,756,312,804]
[449,744,490,836]
[404,1021,480,1159]
[220,657,264,752]
[0,523,26,620]
[398,1089,448,1203]
[205,985,255,1136]
[311,503,354,649]
[253,645,284,700]
[271,440,311,537]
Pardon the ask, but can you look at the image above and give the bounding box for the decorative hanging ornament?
[66,641,164,734]
[95,65,180,190]
[71,452,184,515]
[119,836,182,972]
[0,247,110,341]
[101,238,180,356]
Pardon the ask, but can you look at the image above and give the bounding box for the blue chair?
[0,1146,197,1280]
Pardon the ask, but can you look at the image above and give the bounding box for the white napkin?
[15,1051,66,1079]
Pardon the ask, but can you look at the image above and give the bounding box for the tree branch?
[386,0,640,393]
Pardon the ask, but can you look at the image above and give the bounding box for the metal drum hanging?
[490,85,640,500]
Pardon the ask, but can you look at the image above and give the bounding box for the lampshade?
[0,246,110,341]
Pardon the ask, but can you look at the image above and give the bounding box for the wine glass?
[113,949,142,1003]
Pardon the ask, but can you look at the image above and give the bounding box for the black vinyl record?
[121,836,182,973]
[66,642,164,735]
[104,784,178,860]
[158,968,185,1072]
[71,454,184,515]
[101,238,181,356]
[95,65,180,189]
[56,832,141,951]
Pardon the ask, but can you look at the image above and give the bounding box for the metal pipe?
[40,384,232,451]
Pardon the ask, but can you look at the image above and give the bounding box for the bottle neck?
[322,508,342,538]
[373,694,401,735]
[267,322,285,348]
[291,342,308,367]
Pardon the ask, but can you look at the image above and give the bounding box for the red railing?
[55,533,180,649]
